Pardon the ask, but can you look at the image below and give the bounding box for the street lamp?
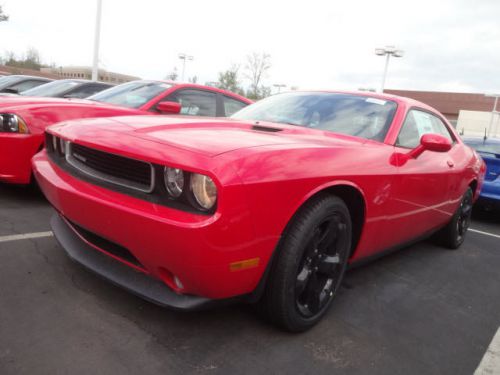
[485,93,500,137]
[92,0,103,81]
[273,84,286,94]
[375,46,404,93]
[178,53,193,82]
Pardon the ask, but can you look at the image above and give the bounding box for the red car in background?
[0,80,251,184]
[33,91,485,331]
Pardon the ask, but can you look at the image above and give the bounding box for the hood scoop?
[251,124,283,133]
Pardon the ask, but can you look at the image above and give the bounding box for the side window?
[396,109,453,148]
[223,96,248,116]
[164,89,217,116]
[10,80,47,92]
[68,84,110,98]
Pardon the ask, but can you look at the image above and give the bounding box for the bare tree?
[0,6,9,22]
[244,52,271,99]
[165,67,178,81]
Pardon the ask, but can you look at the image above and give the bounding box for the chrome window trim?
[66,142,155,194]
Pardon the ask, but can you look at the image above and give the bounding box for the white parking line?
[0,231,53,243]
[475,328,500,375]
[470,228,500,240]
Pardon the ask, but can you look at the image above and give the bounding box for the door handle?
[447,160,454,168]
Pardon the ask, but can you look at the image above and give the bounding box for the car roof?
[462,137,500,145]
[129,79,252,103]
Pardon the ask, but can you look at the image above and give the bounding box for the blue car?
[463,137,500,210]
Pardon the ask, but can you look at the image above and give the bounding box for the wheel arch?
[248,181,367,302]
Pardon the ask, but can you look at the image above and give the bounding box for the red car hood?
[0,96,134,112]
[51,115,368,157]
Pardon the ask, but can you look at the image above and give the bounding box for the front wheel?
[261,194,352,332]
[435,187,473,249]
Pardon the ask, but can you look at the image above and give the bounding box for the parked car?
[463,137,500,210]
[0,75,52,94]
[33,91,485,332]
[0,80,252,184]
[19,79,113,99]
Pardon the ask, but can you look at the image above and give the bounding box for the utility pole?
[92,0,103,81]
[375,46,404,93]
[178,53,193,82]
[273,84,286,94]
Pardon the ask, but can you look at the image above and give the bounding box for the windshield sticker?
[365,98,387,105]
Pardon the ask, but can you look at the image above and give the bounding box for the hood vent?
[251,125,283,133]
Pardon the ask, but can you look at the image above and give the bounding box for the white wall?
[457,110,500,138]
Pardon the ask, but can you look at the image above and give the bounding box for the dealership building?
[40,66,140,84]
[385,89,499,137]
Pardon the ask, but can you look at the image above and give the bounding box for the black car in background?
[20,79,113,99]
[0,75,52,93]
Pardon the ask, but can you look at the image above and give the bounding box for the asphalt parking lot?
[0,183,499,375]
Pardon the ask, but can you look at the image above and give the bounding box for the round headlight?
[164,167,184,198]
[190,173,217,211]
[6,114,18,132]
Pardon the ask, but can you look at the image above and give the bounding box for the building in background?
[385,89,499,138]
[385,89,496,124]
[40,66,140,84]
[0,65,59,79]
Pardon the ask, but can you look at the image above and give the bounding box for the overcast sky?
[1,0,499,93]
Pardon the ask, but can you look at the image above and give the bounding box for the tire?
[261,194,352,332]
[435,188,473,249]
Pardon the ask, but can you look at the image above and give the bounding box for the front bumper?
[0,133,42,184]
[51,214,214,310]
[33,150,270,302]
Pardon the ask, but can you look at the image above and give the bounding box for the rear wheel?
[261,194,352,332]
[436,188,473,249]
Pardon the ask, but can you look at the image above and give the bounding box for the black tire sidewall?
[266,194,352,332]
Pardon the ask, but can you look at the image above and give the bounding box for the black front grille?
[68,219,145,269]
[70,143,153,191]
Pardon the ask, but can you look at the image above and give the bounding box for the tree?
[165,67,178,81]
[0,6,9,22]
[4,48,46,70]
[217,65,244,95]
[244,52,271,99]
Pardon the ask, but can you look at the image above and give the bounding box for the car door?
[159,89,218,116]
[390,108,456,244]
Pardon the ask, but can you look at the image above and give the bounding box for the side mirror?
[408,133,452,159]
[157,101,181,114]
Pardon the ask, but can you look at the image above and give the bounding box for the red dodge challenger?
[33,91,485,331]
[0,80,251,184]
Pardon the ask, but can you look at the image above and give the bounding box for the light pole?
[92,0,103,81]
[485,93,500,137]
[273,84,286,94]
[375,46,404,93]
[178,53,193,82]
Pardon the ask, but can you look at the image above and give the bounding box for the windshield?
[0,75,23,89]
[231,92,398,141]
[21,80,80,97]
[87,81,173,108]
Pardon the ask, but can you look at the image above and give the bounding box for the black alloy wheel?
[261,194,352,332]
[295,214,349,318]
[435,187,473,249]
